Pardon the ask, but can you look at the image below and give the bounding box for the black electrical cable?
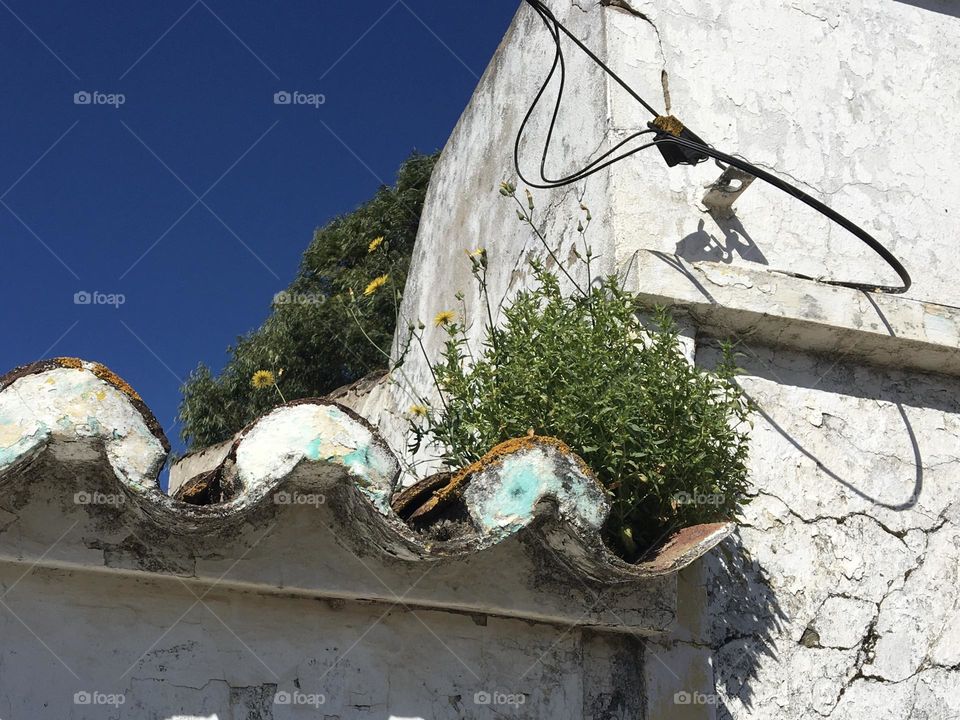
[516,0,912,294]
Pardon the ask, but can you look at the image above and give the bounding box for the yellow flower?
[409,404,428,417]
[368,235,384,253]
[251,370,275,390]
[363,274,389,296]
[467,248,485,258]
[433,310,455,327]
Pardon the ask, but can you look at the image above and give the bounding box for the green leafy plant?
[178,151,437,450]
[410,188,752,561]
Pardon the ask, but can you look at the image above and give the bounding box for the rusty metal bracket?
[702,165,756,217]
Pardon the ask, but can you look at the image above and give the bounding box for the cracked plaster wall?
[0,563,645,719]
[352,1,960,717]
[644,343,960,718]
[605,0,960,299]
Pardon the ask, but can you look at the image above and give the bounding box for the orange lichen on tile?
[50,358,143,403]
[89,363,143,403]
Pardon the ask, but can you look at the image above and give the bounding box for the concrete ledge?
[630,251,960,376]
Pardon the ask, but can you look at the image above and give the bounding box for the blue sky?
[0,0,516,462]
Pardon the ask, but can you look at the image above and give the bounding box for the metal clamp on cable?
[648,116,710,167]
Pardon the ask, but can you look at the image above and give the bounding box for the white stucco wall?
[605,0,960,298]
[0,564,644,719]
[646,343,960,719]
[356,1,960,717]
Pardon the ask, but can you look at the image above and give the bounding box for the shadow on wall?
[728,298,958,514]
[674,280,954,713]
[702,535,786,716]
[748,389,924,511]
[651,250,952,514]
[675,216,769,266]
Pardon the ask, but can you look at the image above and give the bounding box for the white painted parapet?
[0,358,733,718]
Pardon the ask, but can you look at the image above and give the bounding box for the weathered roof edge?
[0,359,733,584]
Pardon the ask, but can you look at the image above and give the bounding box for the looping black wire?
[516,0,911,294]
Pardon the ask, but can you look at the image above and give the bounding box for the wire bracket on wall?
[517,0,912,294]
[703,165,757,218]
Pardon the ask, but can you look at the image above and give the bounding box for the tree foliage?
[178,151,437,450]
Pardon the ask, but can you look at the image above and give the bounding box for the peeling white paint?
[0,368,165,485]
[236,403,399,512]
[2,1,958,717]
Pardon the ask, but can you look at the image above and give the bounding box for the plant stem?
[414,331,449,412]
[458,296,476,364]
[513,196,586,297]
[345,304,393,363]
[479,267,500,358]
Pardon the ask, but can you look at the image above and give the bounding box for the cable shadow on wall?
[748,393,922,511]
[648,251,934,513]
[641,253,960,720]
[731,291,933,513]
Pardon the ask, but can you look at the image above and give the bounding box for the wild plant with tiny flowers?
[408,187,752,560]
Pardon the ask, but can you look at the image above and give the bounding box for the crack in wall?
[741,490,958,715]
[600,0,671,114]
[748,489,921,546]
[788,3,840,29]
